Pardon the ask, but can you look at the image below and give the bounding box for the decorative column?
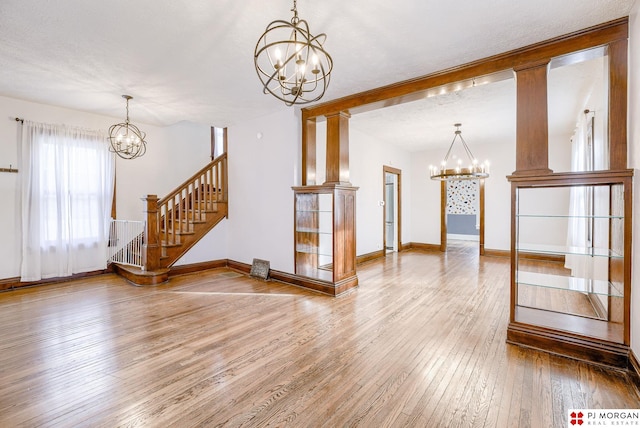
[302,117,317,186]
[324,111,351,185]
[141,194,160,271]
[513,61,553,176]
[608,38,628,170]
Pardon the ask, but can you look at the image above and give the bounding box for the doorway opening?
[383,166,401,253]
[440,178,485,255]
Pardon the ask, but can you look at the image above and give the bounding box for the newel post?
[142,194,160,271]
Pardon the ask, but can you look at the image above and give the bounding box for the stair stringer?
[160,202,228,269]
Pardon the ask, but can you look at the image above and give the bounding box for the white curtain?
[19,121,115,281]
[565,113,590,275]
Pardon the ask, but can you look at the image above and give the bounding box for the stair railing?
[141,153,228,271]
[107,219,145,268]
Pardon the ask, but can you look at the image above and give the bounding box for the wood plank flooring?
[0,246,637,427]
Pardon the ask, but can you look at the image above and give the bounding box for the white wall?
[225,108,300,273]
[628,0,640,361]
[115,120,213,221]
[349,127,412,256]
[0,94,216,279]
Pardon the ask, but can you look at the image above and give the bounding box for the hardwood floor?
[0,248,637,427]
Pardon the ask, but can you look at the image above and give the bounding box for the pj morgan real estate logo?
[568,409,640,426]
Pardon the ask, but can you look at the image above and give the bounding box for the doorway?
[440,179,485,255]
[383,166,401,253]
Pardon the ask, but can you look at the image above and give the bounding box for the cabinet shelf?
[516,243,623,258]
[295,244,333,257]
[516,271,623,297]
[516,214,623,219]
[295,228,332,235]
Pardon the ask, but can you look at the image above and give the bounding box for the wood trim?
[440,179,485,254]
[483,249,510,258]
[142,194,161,271]
[111,174,117,219]
[356,249,385,265]
[629,350,640,400]
[513,62,552,175]
[0,268,113,292]
[440,181,446,252]
[324,112,351,185]
[400,243,413,251]
[507,169,634,184]
[507,320,629,369]
[168,260,228,277]
[405,242,441,252]
[112,264,169,286]
[301,18,628,120]
[623,175,633,345]
[226,259,358,297]
[608,38,628,170]
[383,165,402,252]
[302,118,317,186]
[479,179,485,255]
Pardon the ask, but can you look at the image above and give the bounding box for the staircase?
[113,154,228,285]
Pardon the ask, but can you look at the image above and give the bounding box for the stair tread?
[162,229,195,235]
[161,241,182,248]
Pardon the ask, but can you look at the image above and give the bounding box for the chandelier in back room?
[429,123,490,181]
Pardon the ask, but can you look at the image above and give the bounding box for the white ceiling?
[0,0,634,148]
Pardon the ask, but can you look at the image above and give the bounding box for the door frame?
[440,178,485,255]
[383,166,402,252]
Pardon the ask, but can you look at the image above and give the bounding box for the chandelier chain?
[291,0,299,24]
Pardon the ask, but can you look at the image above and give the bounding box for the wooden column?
[324,111,351,185]
[479,179,485,256]
[302,117,317,186]
[608,39,628,170]
[142,194,160,271]
[440,181,447,252]
[513,61,553,176]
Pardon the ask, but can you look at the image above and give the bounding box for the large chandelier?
[109,95,147,160]
[254,0,333,106]
[429,123,490,181]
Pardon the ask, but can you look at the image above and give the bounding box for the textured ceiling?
[0,0,634,141]
[350,54,606,151]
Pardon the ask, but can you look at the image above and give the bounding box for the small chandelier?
[109,95,147,160]
[429,123,490,181]
[254,0,333,106]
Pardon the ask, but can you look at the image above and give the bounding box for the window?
[20,122,115,281]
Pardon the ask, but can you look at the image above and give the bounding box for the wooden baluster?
[223,156,228,201]
[197,176,202,221]
[169,199,174,245]
[207,167,212,209]
[177,190,181,236]
[190,183,195,227]
[215,164,219,203]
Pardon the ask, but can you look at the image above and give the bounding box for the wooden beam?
[301,18,627,121]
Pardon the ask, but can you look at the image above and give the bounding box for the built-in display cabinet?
[507,171,632,367]
[293,184,358,296]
